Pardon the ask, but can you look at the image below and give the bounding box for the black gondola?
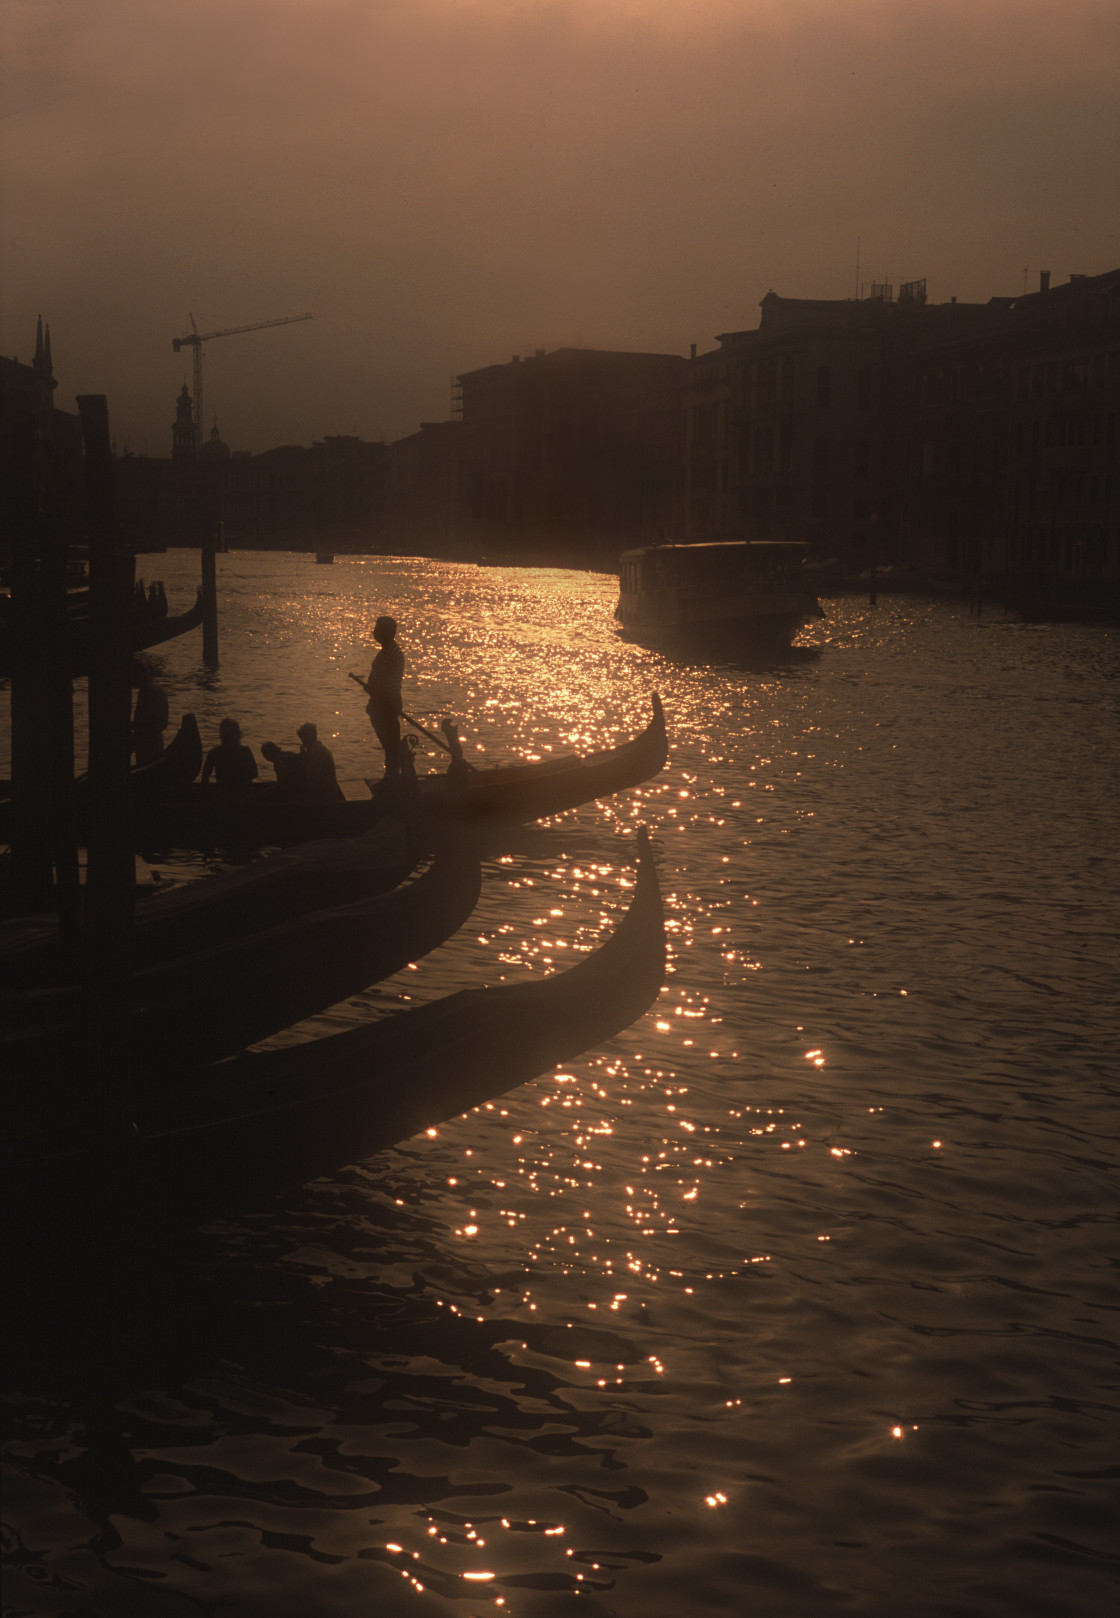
[135,694,667,851]
[8,830,664,1231]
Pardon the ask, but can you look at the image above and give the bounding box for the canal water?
[4,553,1119,1617]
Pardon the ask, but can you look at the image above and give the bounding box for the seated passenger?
[296,722,344,802]
[261,740,305,798]
[201,718,258,793]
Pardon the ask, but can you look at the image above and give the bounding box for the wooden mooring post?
[201,532,219,665]
[5,331,81,933]
[78,394,136,1093]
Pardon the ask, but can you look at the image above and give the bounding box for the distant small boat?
[315,552,334,564]
[616,540,822,653]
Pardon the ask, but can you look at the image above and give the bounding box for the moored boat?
[616,541,822,653]
[0,588,207,679]
[0,816,415,991]
[9,830,664,1228]
[3,837,482,1077]
[0,714,204,851]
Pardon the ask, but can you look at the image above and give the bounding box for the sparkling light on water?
[3,553,1119,1616]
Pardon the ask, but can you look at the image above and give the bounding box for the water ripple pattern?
[3,553,1118,1617]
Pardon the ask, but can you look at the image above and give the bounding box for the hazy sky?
[3,0,1118,455]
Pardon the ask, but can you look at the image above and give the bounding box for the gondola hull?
[132,694,667,852]
[0,815,414,991]
[3,838,482,1077]
[8,831,663,1232]
[0,592,206,680]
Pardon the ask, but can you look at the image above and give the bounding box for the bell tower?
[172,383,195,459]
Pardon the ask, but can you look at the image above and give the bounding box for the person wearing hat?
[351,614,404,780]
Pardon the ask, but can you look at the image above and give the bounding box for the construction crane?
[172,312,312,451]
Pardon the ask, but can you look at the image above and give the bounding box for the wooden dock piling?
[78,394,136,1082]
[201,534,219,665]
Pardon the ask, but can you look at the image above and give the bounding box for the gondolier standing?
[352,615,405,781]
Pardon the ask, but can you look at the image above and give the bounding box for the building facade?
[456,347,686,565]
[901,267,1120,602]
[383,421,461,556]
[685,284,1013,571]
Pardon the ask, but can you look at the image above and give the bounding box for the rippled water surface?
[4,553,1119,1617]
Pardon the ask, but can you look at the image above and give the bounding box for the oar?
[402,712,452,754]
[348,674,465,762]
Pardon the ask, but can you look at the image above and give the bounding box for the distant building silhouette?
[384,420,462,555]
[198,422,231,465]
[105,267,1118,608]
[684,284,1015,571]
[901,267,1120,605]
[115,394,388,553]
[455,347,686,565]
[1,319,86,576]
[171,384,196,461]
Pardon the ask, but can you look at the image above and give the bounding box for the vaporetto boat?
[616,540,822,654]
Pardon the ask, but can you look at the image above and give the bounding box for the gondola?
[135,693,668,852]
[132,711,204,792]
[9,830,663,1231]
[132,588,205,655]
[2,837,482,1078]
[0,590,205,680]
[0,714,203,845]
[0,817,416,991]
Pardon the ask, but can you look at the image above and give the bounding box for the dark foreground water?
[3,553,1119,1617]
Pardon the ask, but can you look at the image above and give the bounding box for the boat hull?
[617,598,820,655]
[2,839,482,1076]
[616,540,822,654]
[7,831,664,1231]
[133,694,667,851]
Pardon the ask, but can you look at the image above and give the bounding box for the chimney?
[1040,270,1051,293]
[689,343,697,360]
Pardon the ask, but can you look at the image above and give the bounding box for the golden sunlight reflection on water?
[4,553,1120,1616]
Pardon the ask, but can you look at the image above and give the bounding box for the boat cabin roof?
[619,540,810,565]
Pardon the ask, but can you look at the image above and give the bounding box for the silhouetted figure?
[131,658,169,764]
[202,718,258,792]
[441,718,473,787]
[150,581,169,620]
[351,614,404,780]
[296,722,344,801]
[261,740,305,798]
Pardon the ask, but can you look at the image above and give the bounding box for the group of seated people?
[134,579,169,624]
[201,719,344,802]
